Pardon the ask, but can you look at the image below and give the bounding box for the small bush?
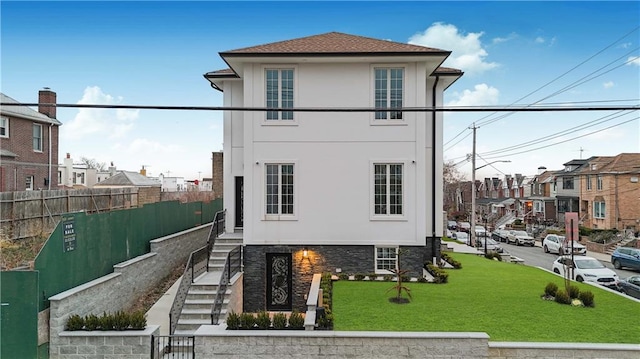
[417,277,428,283]
[544,282,559,297]
[554,289,571,304]
[288,310,304,329]
[99,312,114,331]
[484,252,502,261]
[354,273,365,281]
[425,263,448,284]
[383,274,393,281]
[579,291,595,307]
[255,311,271,329]
[338,273,349,280]
[113,311,130,331]
[367,272,378,280]
[239,312,256,329]
[567,285,581,299]
[66,314,84,331]
[272,312,287,329]
[225,311,240,330]
[84,314,100,331]
[129,311,146,330]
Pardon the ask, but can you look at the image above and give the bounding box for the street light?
[471,159,511,249]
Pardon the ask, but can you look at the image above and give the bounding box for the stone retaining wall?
[489,341,640,359]
[53,326,159,359]
[48,224,210,357]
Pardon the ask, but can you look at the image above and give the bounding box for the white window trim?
[33,123,43,152]
[261,160,299,221]
[0,116,8,138]
[370,64,407,126]
[374,246,398,274]
[25,175,34,191]
[593,201,605,219]
[370,160,407,221]
[262,65,298,126]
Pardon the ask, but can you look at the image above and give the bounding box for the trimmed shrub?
[66,314,84,331]
[225,311,240,330]
[554,289,571,304]
[84,314,100,331]
[239,312,256,329]
[255,311,271,329]
[354,273,365,281]
[288,310,304,329]
[338,273,349,280]
[567,285,581,299]
[425,263,448,284]
[579,291,595,307]
[383,274,393,281]
[130,311,146,330]
[544,282,559,297]
[113,311,130,331]
[99,312,114,331]
[272,312,287,329]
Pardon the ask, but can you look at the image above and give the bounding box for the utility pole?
[470,123,477,248]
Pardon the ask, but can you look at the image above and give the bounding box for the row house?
[553,158,589,224]
[578,153,640,234]
[528,167,557,224]
[0,89,61,191]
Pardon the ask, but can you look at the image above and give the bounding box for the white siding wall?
[223,61,444,246]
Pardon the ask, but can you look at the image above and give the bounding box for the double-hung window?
[0,117,8,138]
[373,163,403,216]
[266,69,294,121]
[25,176,34,190]
[374,68,404,120]
[265,164,295,218]
[594,201,605,219]
[375,247,398,273]
[586,175,592,190]
[33,123,43,151]
[596,175,603,190]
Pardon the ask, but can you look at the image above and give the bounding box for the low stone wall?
[192,329,640,359]
[193,329,490,358]
[489,341,640,359]
[53,326,159,359]
[47,224,211,357]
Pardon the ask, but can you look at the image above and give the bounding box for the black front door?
[266,253,292,311]
[235,176,243,228]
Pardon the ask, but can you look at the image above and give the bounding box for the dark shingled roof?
[94,171,161,187]
[220,32,449,56]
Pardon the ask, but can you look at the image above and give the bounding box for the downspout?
[48,123,53,190]
[431,75,440,262]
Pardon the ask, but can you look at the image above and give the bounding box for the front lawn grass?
[333,252,640,343]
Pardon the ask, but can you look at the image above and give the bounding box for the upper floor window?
[265,163,294,217]
[594,201,605,219]
[33,123,43,151]
[0,117,8,138]
[374,68,404,120]
[562,177,574,190]
[266,69,294,121]
[596,175,603,190]
[586,175,592,190]
[373,163,403,216]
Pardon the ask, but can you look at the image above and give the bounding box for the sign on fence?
[63,216,76,252]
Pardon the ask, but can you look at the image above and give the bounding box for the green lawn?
[333,252,640,343]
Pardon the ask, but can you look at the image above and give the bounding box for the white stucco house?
[204,32,462,312]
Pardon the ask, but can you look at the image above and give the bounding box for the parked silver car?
[542,234,586,255]
[506,230,535,246]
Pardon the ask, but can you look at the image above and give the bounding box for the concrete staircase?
[605,236,636,255]
[495,213,516,229]
[173,236,242,336]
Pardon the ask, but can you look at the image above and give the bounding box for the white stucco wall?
[222,60,449,246]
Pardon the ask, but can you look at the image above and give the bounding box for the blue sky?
[2,1,639,181]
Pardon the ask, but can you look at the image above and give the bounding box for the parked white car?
[551,255,618,288]
[506,230,535,246]
[542,234,586,255]
[474,225,487,237]
[453,231,469,244]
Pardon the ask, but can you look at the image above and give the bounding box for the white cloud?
[446,83,500,107]
[603,81,614,89]
[619,42,632,49]
[115,138,184,155]
[408,23,498,76]
[535,37,545,44]
[492,33,518,44]
[627,56,640,66]
[61,86,139,140]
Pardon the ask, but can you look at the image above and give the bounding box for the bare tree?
[443,160,467,215]
[80,157,107,171]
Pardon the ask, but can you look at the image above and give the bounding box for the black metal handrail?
[168,210,226,335]
[151,334,194,359]
[211,245,242,325]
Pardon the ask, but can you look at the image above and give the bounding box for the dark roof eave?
[220,51,451,58]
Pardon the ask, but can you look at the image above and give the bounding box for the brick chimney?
[38,87,57,119]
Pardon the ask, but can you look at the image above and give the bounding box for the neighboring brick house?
[578,153,640,233]
[554,158,590,224]
[0,89,61,191]
[529,169,557,224]
[204,32,462,312]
